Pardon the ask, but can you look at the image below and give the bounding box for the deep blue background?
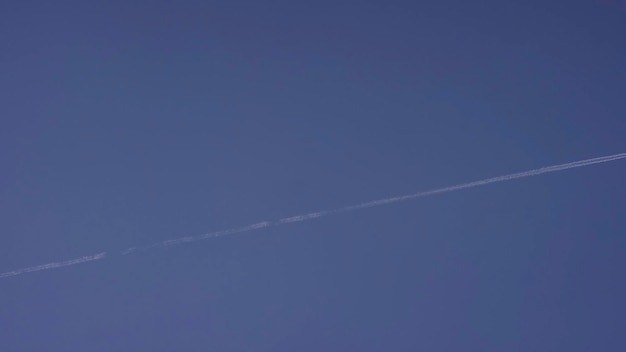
[2,1,625,350]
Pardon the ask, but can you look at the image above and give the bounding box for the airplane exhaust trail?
[0,253,107,279]
[2,152,625,280]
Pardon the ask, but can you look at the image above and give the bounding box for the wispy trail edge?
[0,253,107,279]
[2,152,625,280]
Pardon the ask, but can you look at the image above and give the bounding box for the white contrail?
[0,252,107,279]
[1,152,625,280]
[327,151,626,214]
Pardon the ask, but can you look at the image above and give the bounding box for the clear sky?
[1,0,625,350]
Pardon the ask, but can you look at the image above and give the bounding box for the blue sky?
[1,0,625,350]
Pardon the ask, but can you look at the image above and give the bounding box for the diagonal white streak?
[1,152,625,280]
[0,253,107,279]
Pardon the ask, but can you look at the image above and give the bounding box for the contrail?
[0,253,107,279]
[2,152,625,280]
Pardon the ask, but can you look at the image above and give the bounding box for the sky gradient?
[2,1,626,351]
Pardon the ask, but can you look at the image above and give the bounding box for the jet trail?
[0,253,107,279]
[1,152,625,280]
